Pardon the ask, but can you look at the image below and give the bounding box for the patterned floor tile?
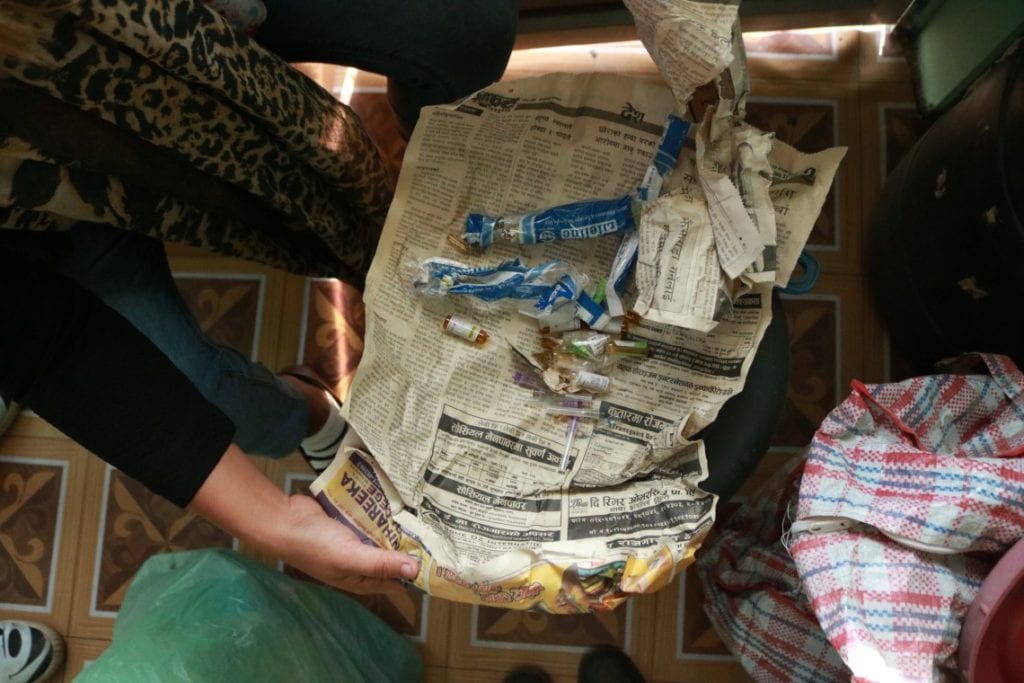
[881,104,925,176]
[774,273,867,449]
[746,97,839,250]
[62,637,108,683]
[858,83,924,383]
[168,256,289,370]
[0,458,67,612]
[297,278,366,399]
[447,600,639,680]
[858,92,920,214]
[4,407,66,441]
[677,567,735,660]
[747,79,863,276]
[676,500,743,658]
[173,273,265,359]
[0,438,87,635]
[472,602,628,649]
[773,293,839,448]
[645,500,752,682]
[91,468,235,617]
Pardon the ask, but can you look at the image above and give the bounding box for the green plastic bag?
[77,549,423,682]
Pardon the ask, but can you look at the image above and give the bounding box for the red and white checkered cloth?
[792,353,1024,682]
[697,459,850,683]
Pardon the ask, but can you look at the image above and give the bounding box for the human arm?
[0,244,231,502]
[0,245,417,591]
[190,445,418,593]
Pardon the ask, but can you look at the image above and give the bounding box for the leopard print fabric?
[0,0,393,285]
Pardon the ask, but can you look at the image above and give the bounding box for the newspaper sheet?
[310,69,834,613]
[630,7,847,329]
[623,0,738,107]
[633,132,846,330]
[306,0,848,612]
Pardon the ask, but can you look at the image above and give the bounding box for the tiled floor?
[0,26,924,682]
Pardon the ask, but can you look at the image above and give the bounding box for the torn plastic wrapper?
[463,195,636,248]
[533,303,582,333]
[409,256,581,312]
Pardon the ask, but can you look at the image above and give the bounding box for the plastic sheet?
[77,549,423,683]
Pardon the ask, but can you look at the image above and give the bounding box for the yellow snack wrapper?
[311,448,712,613]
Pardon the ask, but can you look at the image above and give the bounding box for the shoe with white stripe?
[278,366,349,474]
[0,621,64,683]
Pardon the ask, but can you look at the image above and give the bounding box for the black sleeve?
[0,247,236,507]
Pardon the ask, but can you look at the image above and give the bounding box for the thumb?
[342,543,420,581]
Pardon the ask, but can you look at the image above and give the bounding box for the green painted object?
[76,550,423,683]
[900,0,1024,115]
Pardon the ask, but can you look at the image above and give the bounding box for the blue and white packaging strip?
[463,195,636,247]
[411,256,583,308]
[461,214,498,248]
[636,114,690,203]
[575,291,614,330]
[455,113,690,328]
[604,114,688,320]
[534,273,580,313]
[605,232,639,318]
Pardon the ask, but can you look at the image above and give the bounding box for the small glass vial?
[572,370,610,393]
[442,314,490,347]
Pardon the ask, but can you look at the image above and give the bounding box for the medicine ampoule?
[442,314,490,347]
[572,370,610,393]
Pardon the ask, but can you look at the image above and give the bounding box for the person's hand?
[271,493,418,594]
[190,444,419,595]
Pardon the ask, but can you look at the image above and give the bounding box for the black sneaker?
[578,645,644,683]
[503,665,553,683]
[0,620,64,683]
